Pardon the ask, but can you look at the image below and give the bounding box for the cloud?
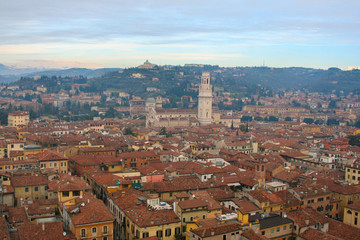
[0,0,359,68]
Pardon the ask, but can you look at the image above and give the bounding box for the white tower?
[198,72,212,125]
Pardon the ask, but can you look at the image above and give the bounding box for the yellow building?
[259,214,294,239]
[30,150,69,174]
[345,165,360,184]
[63,193,114,240]
[11,174,48,205]
[344,203,360,228]
[108,189,181,240]
[8,111,30,127]
[175,199,210,234]
[48,174,91,206]
[246,190,283,213]
[0,158,38,172]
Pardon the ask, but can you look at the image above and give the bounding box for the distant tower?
[198,72,212,125]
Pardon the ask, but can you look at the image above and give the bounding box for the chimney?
[42,223,45,231]
[305,219,309,225]
[211,231,215,236]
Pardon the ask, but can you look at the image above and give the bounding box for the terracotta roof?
[18,222,66,240]
[11,175,48,187]
[8,207,28,224]
[69,154,121,166]
[125,205,180,227]
[0,217,10,240]
[241,229,269,240]
[345,203,360,211]
[178,199,208,210]
[232,198,259,214]
[328,217,360,240]
[299,228,340,240]
[191,222,241,238]
[66,193,114,226]
[35,150,67,161]
[286,207,329,228]
[48,174,91,192]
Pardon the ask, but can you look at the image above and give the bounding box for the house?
[69,154,123,176]
[11,174,49,205]
[62,193,114,240]
[107,189,181,240]
[257,214,294,239]
[343,203,360,228]
[48,174,91,206]
[245,190,283,213]
[31,150,69,174]
[189,222,242,240]
[17,221,69,240]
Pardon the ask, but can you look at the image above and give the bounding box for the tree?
[285,117,292,121]
[160,127,167,135]
[327,118,339,126]
[348,135,360,147]
[123,127,134,136]
[241,115,253,123]
[315,119,324,125]
[266,116,278,122]
[303,118,314,124]
[254,116,263,121]
[329,100,338,109]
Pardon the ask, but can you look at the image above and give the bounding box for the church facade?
[146,72,213,128]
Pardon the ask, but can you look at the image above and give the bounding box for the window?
[92,227,97,233]
[283,226,287,230]
[165,228,171,236]
[271,229,274,234]
[136,230,140,238]
[35,187,38,191]
[223,235,227,240]
[143,232,149,238]
[103,226,108,234]
[156,230,163,237]
[25,187,29,192]
[183,218,186,222]
[290,224,293,230]
[54,163,57,167]
[62,191,69,197]
[103,237,107,240]
[40,163,46,168]
[73,190,80,196]
[355,218,358,225]
[81,229,86,237]
[175,227,181,235]
[262,231,265,235]
[276,227,280,232]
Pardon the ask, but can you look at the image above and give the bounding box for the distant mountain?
[0,63,122,83]
[24,68,122,78]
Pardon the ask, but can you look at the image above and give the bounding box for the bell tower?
[198,72,212,125]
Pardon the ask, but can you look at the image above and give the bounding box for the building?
[8,111,30,127]
[345,164,360,184]
[198,72,213,126]
[343,203,360,228]
[31,150,69,174]
[11,174,49,205]
[62,193,114,240]
[146,72,213,127]
[48,174,91,205]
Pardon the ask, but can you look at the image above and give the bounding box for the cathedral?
[146,72,213,128]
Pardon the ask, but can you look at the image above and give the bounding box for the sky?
[0,0,359,69]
